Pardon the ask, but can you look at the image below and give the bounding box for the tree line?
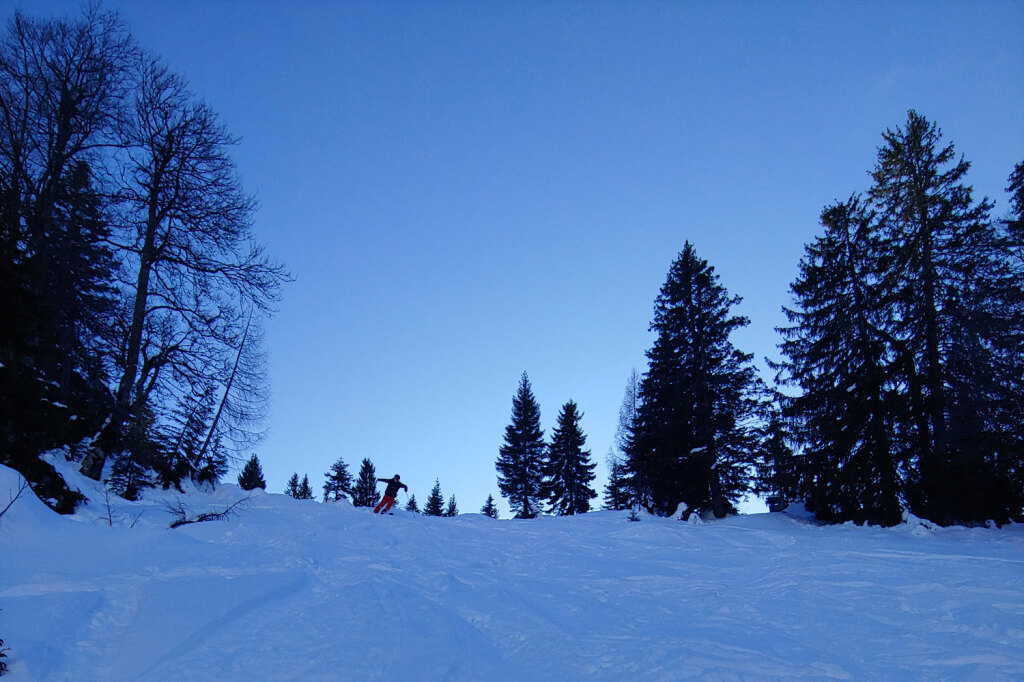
[237,453,499,518]
[597,111,1023,527]
[280,113,1021,529]
[0,7,288,508]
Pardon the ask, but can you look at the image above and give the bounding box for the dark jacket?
[378,478,408,499]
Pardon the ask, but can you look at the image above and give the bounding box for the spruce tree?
[603,454,632,511]
[43,161,118,410]
[108,452,146,501]
[424,479,445,516]
[775,197,902,525]
[869,111,1020,524]
[237,454,267,491]
[1007,161,1024,237]
[495,372,545,518]
[285,473,300,498]
[632,242,764,518]
[404,494,420,513]
[296,475,315,500]
[543,400,597,515]
[480,494,499,518]
[322,457,353,502]
[444,495,459,517]
[351,458,380,507]
[753,411,800,512]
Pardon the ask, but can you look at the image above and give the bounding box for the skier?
[373,474,408,514]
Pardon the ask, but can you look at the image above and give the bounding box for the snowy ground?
[2,457,1023,681]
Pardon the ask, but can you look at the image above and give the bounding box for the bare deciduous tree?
[83,54,287,478]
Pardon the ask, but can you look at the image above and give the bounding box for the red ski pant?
[374,495,395,514]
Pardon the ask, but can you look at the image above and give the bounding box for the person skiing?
[373,474,408,514]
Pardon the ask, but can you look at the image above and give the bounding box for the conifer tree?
[444,495,459,517]
[753,411,800,512]
[543,400,597,515]
[108,451,146,501]
[404,494,420,513]
[869,111,1021,524]
[322,457,353,502]
[777,115,1024,526]
[296,475,315,500]
[1006,161,1024,240]
[237,454,266,491]
[351,458,379,507]
[632,242,764,518]
[285,473,300,498]
[480,494,499,518]
[424,479,445,516]
[603,454,632,511]
[775,197,902,525]
[496,372,545,518]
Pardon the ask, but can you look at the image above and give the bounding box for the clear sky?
[8,1,1023,516]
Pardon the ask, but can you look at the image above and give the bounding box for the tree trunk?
[710,467,727,519]
[85,195,161,478]
[192,311,252,475]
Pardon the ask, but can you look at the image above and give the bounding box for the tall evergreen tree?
[480,494,499,519]
[42,161,119,407]
[496,372,545,518]
[632,242,765,518]
[424,479,445,516]
[1007,161,1024,239]
[404,494,420,513]
[543,400,597,515]
[444,495,459,517]
[351,458,380,507]
[777,115,1024,526]
[775,197,903,525]
[869,111,1021,524]
[237,454,266,491]
[322,457,354,502]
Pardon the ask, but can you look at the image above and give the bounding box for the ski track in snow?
[2,461,1024,681]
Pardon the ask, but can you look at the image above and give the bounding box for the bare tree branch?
[0,477,30,519]
[166,493,250,529]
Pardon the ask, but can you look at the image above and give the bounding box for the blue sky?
[8,1,1023,516]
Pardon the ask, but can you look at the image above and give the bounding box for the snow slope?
[2,458,1023,681]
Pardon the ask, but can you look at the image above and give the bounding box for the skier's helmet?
[394,474,400,481]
